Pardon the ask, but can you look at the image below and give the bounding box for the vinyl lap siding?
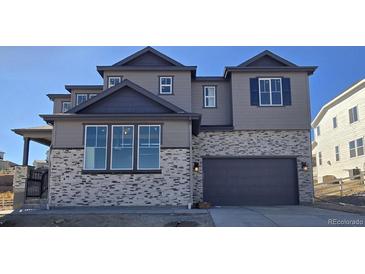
[315,85,365,181]
[103,71,192,112]
[53,119,191,148]
[231,72,311,130]
[191,80,232,126]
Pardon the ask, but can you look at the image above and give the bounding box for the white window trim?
[258,78,283,106]
[83,125,108,170]
[159,77,173,94]
[108,76,122,88]
[110,125,134,171]
[62,101,71,113]
[349,105,359,124]
[203,86,216,108]
[335,145,340,161]
[137,125,161,170]
[76,94,88,105]
[349,137,364,158]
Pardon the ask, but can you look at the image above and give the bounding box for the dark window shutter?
[282,78,292,106]
[250,78,259,106]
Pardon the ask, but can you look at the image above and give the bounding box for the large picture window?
[111,125,134,170]
[138,125,160,169]
[84,125,108,170]
[259,78,282,106]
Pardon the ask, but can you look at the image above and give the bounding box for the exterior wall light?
[193,162,200,172]
[301,162,308,171]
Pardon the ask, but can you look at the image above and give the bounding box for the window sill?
[82,170,162,175]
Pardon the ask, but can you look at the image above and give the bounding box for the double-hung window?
[62,101,71,112]
[349,138,364,158]
[335,146,340,161]
[108,76,122,88]
[259,78,282,106]
[76,94,88,105]
[349,106,358,124]
[318,152,322,166]
[159,77,173,94]
[84,126,108,170]
[111,126,134,170]
[138,125,161,169]
[203,86,216,108]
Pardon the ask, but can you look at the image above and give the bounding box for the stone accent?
[49,149,191,207]
[192,130,314,204]
[13,165,31,209]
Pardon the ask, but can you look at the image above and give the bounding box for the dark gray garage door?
[203,157,299,206]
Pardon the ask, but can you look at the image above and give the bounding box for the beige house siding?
[314,85,365,182]
[191,80,232,126]
[231,72,311,130]
[102,71,192,112]
[53,119,191,149]
[70,89,102,107]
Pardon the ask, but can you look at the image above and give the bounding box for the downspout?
[188,117,193,209]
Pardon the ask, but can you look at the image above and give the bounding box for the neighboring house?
[311,141,318,184]
[12,47,316,208]
[312,79,365,183]
[0,151,18,173]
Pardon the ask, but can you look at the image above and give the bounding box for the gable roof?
[224,50,317,77]
[311,79,365,128]
[113,46,184,67]
[239,50,298,67]
[96,47,197,77]
[67,79,187,114]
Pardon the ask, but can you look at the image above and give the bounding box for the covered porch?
[11,125,52,209]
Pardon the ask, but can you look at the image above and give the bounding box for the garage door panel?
[203,157,299,206]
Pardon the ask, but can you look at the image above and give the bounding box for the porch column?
[22,137,30,166]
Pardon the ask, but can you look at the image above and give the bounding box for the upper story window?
[258,78,282,106]
[335,145,340,161]
[76,93,98,105]
[108,76,122,88]
[203,86,216,108]
[316,126,320,137]
[159,76,173,94]
[333,116,337,128]
[62,101,71,113]
[349,137,364,158]
[84,125,108,170]
[349,106,358,124]
[318,152,322,166]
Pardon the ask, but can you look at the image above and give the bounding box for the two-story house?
[12,47,316,208]
[312,79,365,183]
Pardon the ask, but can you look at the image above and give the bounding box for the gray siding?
[52,97,71,113]
[103,71,192,112]
[79,87,173,114]
[122,51,175,66]
[231,72,311,130]
[70,89,102,107]
[53,119,190,148]
[191,80,232,125]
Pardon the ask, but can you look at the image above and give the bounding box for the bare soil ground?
[0,212,214,227]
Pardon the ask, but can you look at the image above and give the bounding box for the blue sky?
[1,46,365,164]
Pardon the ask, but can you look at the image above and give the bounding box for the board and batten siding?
[191,80,232,126]
[52,119,191,149]
[102,71,192,112]
[314,84,365,181]
[231,72,311,130]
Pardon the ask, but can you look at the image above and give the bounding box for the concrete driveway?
[209,206,365,227]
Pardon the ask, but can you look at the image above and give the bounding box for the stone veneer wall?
[49,149,191,207]
[192,130,314,204]
[13,165,31,209]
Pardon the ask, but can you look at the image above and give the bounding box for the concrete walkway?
[208,206,365,227]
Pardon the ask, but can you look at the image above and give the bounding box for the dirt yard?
[0,212,214,227]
